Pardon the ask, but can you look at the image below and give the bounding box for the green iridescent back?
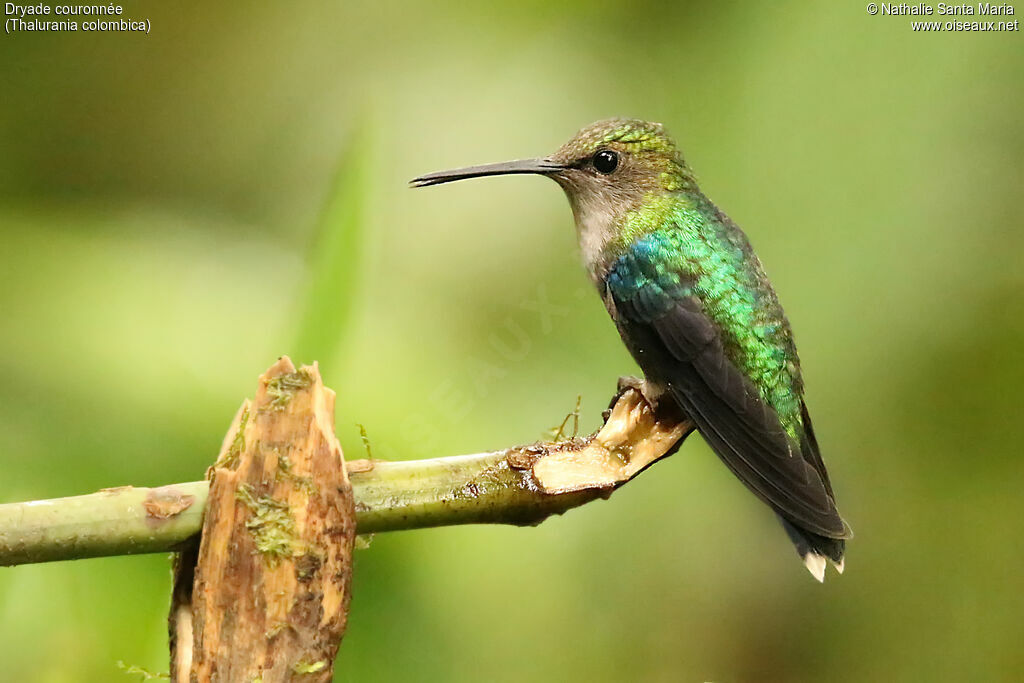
[605,182,805,442]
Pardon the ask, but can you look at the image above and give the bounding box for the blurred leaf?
[292,120,375,368]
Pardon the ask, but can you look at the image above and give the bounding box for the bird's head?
[411,118,696,277]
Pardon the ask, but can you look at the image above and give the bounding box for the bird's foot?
[614,375,662,407]
[603,376,659,423]
[603,375,687,427]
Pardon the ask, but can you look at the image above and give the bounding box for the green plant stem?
[0,482,209,566]
[0,450,605,567]
[349,451,601,533]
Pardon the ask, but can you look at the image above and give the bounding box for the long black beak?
[410,158,563,188]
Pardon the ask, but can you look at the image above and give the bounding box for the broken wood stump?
[170,357,356,682]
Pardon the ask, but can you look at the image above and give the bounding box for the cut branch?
[0,386,693,568]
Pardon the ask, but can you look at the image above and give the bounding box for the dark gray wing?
[608,287,849,541]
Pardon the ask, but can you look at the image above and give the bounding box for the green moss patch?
[235,484,300,563]
[264,369,313,410]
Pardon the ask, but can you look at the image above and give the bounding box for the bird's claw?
[606,375,686,427]
[612,375,659,409]
[604,376,660,425]
[603,377,640,423]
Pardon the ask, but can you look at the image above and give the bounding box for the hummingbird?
[411,119,850,581]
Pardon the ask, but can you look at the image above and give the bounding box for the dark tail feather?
[779,516,847,582]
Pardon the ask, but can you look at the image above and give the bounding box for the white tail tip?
[832,557,845,574]
[803,552,827,582]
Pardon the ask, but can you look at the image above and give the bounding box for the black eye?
[593,150,619,174]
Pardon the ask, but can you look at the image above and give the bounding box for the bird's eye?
[592,150,619,174]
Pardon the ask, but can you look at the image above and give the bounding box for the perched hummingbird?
[411,119,851,581]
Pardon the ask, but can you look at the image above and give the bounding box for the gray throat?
[563,188,621,284]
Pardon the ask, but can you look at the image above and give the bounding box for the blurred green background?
[1,1,1022,680]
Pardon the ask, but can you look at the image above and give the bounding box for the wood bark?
[169,357,356,682]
